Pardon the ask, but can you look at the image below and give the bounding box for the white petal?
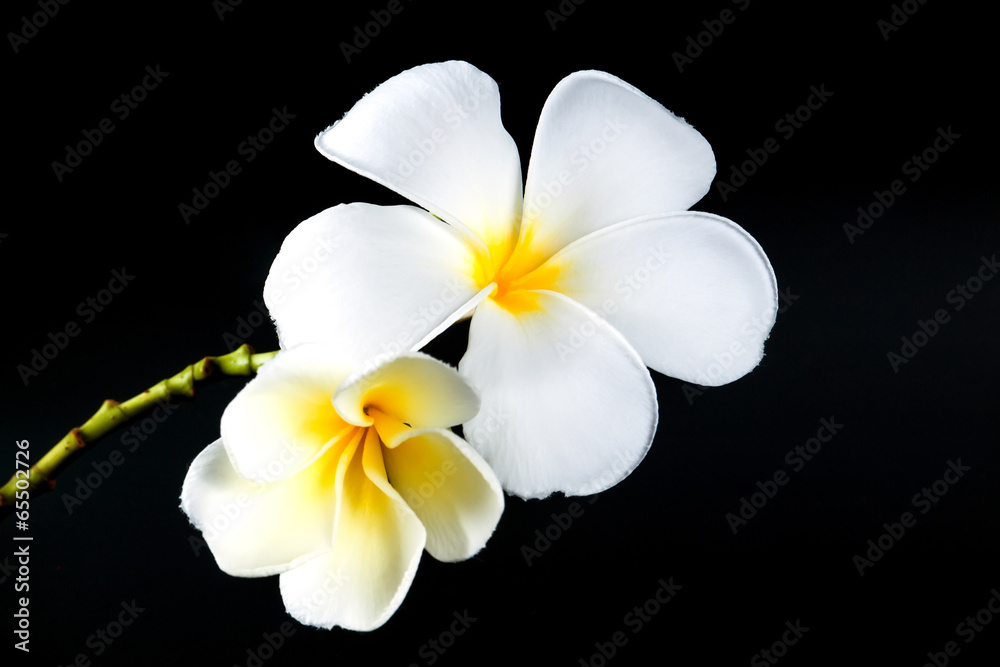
[315,61,522,254]
[264,203,481,365]
[459,292,657,499]
[180,438,345,577]
[519,70,716,269]
[333,353,480,439]
[545,212,778,386]
[221,345,354,483]
[384,428,503,562]
[279,429,426,631]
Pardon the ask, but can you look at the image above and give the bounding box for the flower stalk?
[0,344,277,520]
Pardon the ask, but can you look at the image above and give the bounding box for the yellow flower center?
[311,405,411,500]
[366,406,413,448]
[472,222,561,314]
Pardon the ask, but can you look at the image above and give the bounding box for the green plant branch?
[1,344,278,520]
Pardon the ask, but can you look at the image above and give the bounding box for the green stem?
[0,344,278,520]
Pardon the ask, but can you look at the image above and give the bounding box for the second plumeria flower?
[181,345,503,631]
[265,61,777,499]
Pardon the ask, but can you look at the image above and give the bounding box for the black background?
[2,1,997,665]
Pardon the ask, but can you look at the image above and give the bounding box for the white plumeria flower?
[181,345,503,631]
[265,61,777,499]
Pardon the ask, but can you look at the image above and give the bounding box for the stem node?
[0,347,278,519]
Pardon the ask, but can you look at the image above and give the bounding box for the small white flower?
[181,345,503,631]
[265,61,777,499]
